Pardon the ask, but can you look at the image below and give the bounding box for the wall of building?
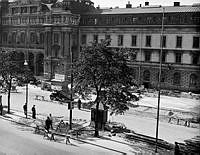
[79,24,200,92]
[1,1,200,92]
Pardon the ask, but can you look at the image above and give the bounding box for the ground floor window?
[173,72,181,85]
[143,70,150,82]
[190,74,197,86]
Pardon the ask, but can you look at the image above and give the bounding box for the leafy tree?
[74,40,137,137]
[0,51,31,113]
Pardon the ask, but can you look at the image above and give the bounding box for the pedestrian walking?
[23,104,27,117]
[168,110,174,123]
[49,113,53,129]
[0,95,3,115]
[31,105,36,119]
[0,102,3,116]
[45,116,51,132]
[65,122,70,144]
[174,142,180,155]
[78,99,82,110]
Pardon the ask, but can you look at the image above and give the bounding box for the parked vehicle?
[104,122,130,133]
[50,90,71,102]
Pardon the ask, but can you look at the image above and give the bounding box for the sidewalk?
[0,109,145,155]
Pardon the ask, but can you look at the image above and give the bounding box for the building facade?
[0,0,200,92]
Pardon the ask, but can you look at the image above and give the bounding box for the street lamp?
[24,60,28,118]
[69,33,73,130]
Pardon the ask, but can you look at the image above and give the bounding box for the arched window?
[16,33,21,44]
[40,33,44,44]
[36,53,44,76]
[190,74,197,86]
[12,32,16,44]
[173,72,181,85]
[30,32,36,43]
[143,70,150,82]
[2,32,8,43]
[8,34,12,44]
[21,32,25,43]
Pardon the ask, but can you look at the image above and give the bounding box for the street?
[0,119,118,155]
[1,85,199,143]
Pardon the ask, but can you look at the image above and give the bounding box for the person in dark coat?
[0,95,3,115]
[0,102,3,115]
[23,104,27,117]
[174,142,180,155]
[31,105,36,119]
[78,99,82,110]
[45,116,51,132]
[49,113,53,129]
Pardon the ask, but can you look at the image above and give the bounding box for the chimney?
[145,2,149,6]
[126,1,132,8]
[174,2,180,6]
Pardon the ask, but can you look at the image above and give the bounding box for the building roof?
[99,6,200,15]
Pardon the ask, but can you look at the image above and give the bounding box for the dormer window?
[94,18,97,25]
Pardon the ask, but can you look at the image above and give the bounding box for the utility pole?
[69,32,73,130]
[50,10,53,80]
[138,28,143,86]
[155,7,165,153]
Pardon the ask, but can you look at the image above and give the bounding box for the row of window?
[142,70,198,86]
[11,6,38,14]
[81,12,200,26]
[81,34,200,49]
[0,32,62,45]
[0,32,45,45]
[143,50,199,65]
[2,14,80,26]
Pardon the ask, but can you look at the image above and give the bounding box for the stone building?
[0,0,200,92]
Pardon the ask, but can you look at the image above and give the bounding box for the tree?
[74,40,137,137]
[0,51,29,113]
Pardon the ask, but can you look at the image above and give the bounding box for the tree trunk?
[94,89,100,137]
[94,101,100,137]
[7,77,12,114]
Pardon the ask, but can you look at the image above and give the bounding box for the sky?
[8,0,200,8]
[91,0,200,8]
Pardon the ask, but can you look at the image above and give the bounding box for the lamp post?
[24,60,28,118]
[155,8,165,153]
[7,75,12,114]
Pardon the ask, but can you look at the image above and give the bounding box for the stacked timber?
[125,133,174,150]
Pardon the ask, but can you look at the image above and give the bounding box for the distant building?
[0,0,200,92]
